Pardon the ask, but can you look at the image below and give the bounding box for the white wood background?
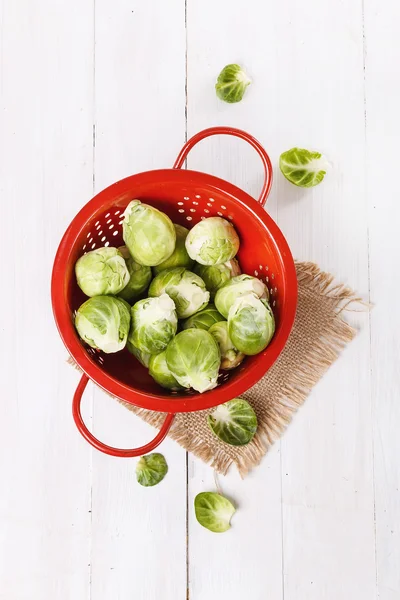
[0,0,398,598]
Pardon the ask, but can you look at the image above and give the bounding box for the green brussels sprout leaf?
[185,217,240,266]
[194,492,236,532]
[75,246,130,297]
[75,295,131,354]
[207,398,257,446]
[122,200,176,266]
[215,64,251,104]
[136,453,168,487]
[182,304,225,331]
[279,147,329,188]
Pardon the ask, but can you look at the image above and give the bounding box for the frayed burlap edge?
[68,262,364,477]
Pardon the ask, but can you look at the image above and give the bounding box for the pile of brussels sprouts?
[74,200,276,394]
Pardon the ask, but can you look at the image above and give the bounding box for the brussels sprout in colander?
[185,217,240,266]
[122,200,176,266]
[129,293,177,355]
[208,320,245,370]
[181,304,225,331]
[75,246,130,297]
[75,295,131,354]
[194,258,241,299]
[166,329,221,393]
[152,224,194,275]
[149,267,210,319]
[126,339,152,368]
[228,294,275,355]
[214,274,269,319]
[149,351,183,391]
[117,246,152,303]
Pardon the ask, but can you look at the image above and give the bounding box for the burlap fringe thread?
[69,262,364,477]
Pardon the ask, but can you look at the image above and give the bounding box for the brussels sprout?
[228,294,275,355]
[117,246,152,303]
[194,258,241,299]
[214,274,269,318]
[208,321,245,370]
[136,453,168,487]
[215,64,251,104]
[126,339,152,368]
[152,224,194,275]
[207,398,257,446]
[149,267,210,319]
[75,247,130,297]
[75,295,130,354]
[194,492,236,533]
[166,329,220,393]
[129,293,177,355]
[149,351,183,391]
[185,217,240,266]
[181,304,225,331]
[122,200,176,266]
[279,147,329,188]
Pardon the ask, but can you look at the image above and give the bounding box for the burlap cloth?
[70,262,362,476]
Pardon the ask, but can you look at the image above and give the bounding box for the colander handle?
[173,126,273,206]
[72,374,175,457]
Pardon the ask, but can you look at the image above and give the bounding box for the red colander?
[51,127,297,458]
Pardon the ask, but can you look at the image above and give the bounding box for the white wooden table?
[1,0,399,598]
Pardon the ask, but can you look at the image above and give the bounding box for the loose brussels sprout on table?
[181,304,225,331]
[185,217,240,266]
[153,224,194,275]
[117,246,152,302]
[194,492,236,533]
[149,351,183,391]
[149,267,210,319]
[228,294,275,355]
[194,258,241,299]
[166,329,221,393]
[215,64,251,104]
[75,247,130,297]
[129,293,177,355]
[207,398,257,446]
[209,320,245,370]
[214,274,269,319]
[279,147,329,188]
[136,453,168,487]
[122,200,176,266]
[75,295,131,354]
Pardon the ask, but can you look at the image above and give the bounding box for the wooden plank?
[364,0,400,597]
[90,1,187,598]
[0,0,94,598]
[275,0,376,598]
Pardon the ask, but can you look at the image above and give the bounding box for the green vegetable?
[207,398,257,445]
[194,492,235,533]
[208,321,245,370]
[153,224,194,275]
[129,294,177,355]
[279,147,329,188]
[136,453,168,487]
[166,329,221,393]
[181,304,225,331]
[228,294,275,355]
[117,246,152,302]
[149,351,183,390]
[75,246,130,297]
[122,200,176,266]
[75,295,130,354]
[215,64,251,104]
[185,217,240,266]
[149,267,210,319]
[214,274,269,319]
[126,339,152,367]
[194,259,241,299]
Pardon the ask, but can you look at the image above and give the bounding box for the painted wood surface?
[0,0,398,598]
